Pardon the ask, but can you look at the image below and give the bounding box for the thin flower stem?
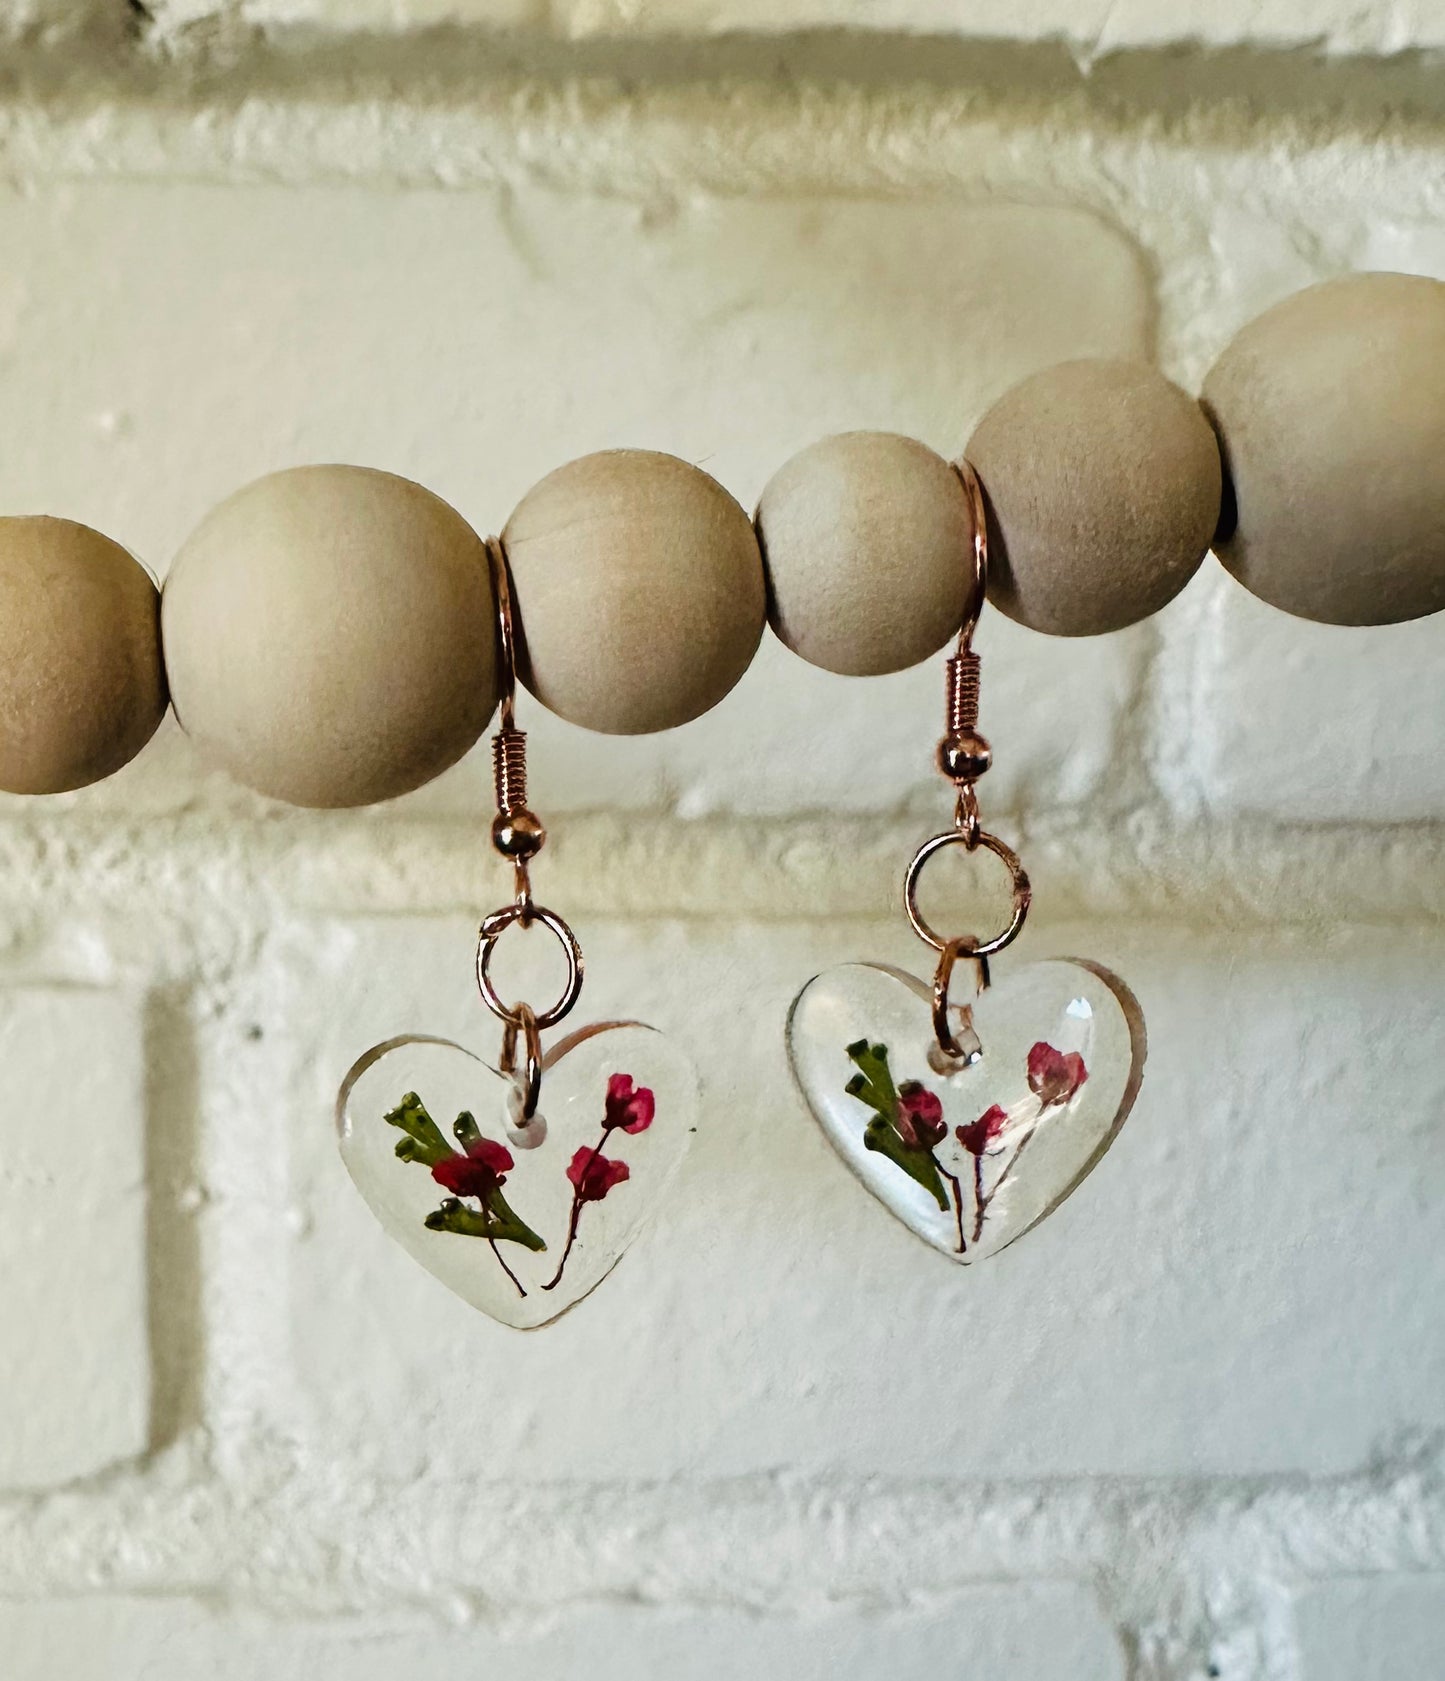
[972,1152,986,1244]
[939,1164,967,1254]
[975,1097,1052,1238]
[541,1126,608,1292]
[542,1198,584,1293]
[488,1233,526,1297]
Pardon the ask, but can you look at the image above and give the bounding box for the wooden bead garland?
[0,517,167,795]
[1203,272,1445,626]
[503,449,765,735]
[757,432,976,675]
[163,466,498,808]
[966,358,1223,637]
[1,269,1439,805]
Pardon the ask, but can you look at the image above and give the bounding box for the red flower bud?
[897,1081,947,1149]
[567,1147,630,1203]
[604,1073,656,1134]
[1027,1043,1089,1110]
[431,1135,514,1199]
[956,1103,1008,1156]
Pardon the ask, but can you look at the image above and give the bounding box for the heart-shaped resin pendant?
[788,959,1144,1261]
[338,1022,697,1327]
[785,460,1147,1261]
[336,537,699,1328]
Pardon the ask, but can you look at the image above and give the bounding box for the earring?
[786,462,1146,1262]
[336,539,698,1328]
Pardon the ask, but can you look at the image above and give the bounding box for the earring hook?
[905,458,1030,1064]
[475,537,585,1117]
[484,538,545,914]
[487,536,521,736]
[951,457,989,652]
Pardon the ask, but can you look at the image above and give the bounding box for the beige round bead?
[163,466,497,807]
[756,432,975,675]
[966,359,1222,636]
[0,517,167,794]
[1203,272,1445,625]
[503,450,764,734]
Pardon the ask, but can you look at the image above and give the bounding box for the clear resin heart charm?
[787,960,1145,1262]
[337,1022,698,1328]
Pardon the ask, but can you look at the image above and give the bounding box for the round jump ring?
[500,1001,544,1122]
[932,935,990,1063]
[476,901,584,1029]
[903,827,1031,959]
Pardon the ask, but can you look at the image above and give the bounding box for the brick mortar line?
[0,67,1436,200]
[0,66,1433,408]
[11,9,1445,134]
[0,810,1442,929]
[0,1453,1438,1614]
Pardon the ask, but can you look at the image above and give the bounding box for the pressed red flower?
[567,1146,631,1203]
[956,1103,1008,1157]
[604,1072,656,1135]
[896,1081,947,1149]
[1027,1043,1089,1109]
[431,1136,514,1199]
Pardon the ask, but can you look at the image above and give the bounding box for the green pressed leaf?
[845,1040,899,1122]
[486,1184,547,1252]
[422,1190,547,1253]
[453,1110,482,1150]
[846,1042,948,1211]
[863,1118,949,1211]
[394,1093,547,1254]
[425,1199,491,1237]
[384,1092,454,1167]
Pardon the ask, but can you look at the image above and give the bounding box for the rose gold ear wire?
[939,460,991,845]
[476,539,584,1124]
[903,460,1032,1068]
[486,537,545,918]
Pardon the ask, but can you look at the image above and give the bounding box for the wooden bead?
[163,466,497,807]
[1203,272,1445,625]
[503,450,764,734]
[756,432,975,675]
[966,359,1222,636]
[0,517,167,794]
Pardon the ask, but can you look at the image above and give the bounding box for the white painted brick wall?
[1294,1577,1445,1681]
[0,987,149,1487]
[0,1590,1128,1679]
[0,8,1440,1680]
